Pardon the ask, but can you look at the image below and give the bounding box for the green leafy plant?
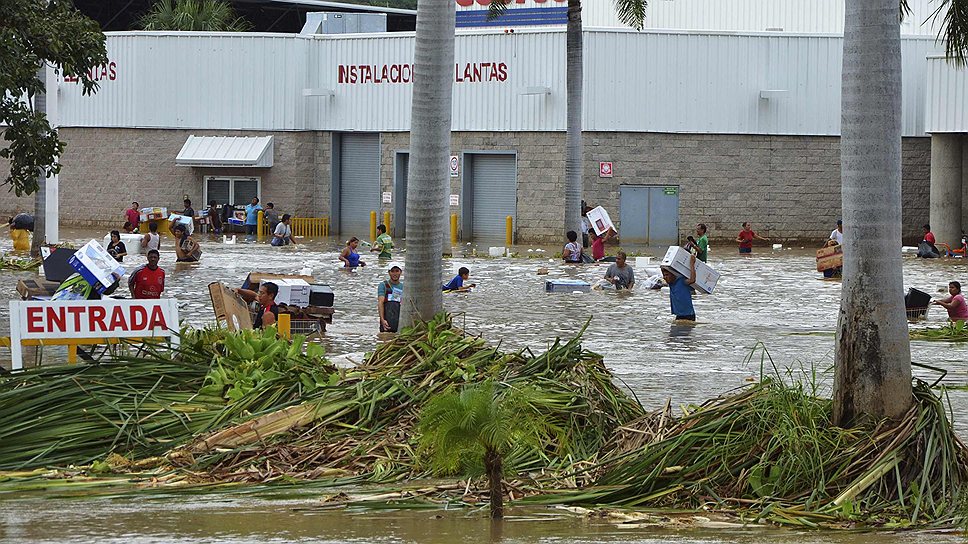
[911,321,968,341]
[140,0,252,32]
[417,381,558,518]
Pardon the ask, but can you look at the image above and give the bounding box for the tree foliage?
[140,0,252,32]
[0,0,107,197]
[417,381,559,518]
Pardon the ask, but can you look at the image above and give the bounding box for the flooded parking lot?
[0,229,965,543]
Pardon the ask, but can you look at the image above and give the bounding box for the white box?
[273,278,311,307]
[101,233,145,255]
[660,246,720,294]
[68,240,126,294]
[586,206,616,236]
[488,246,506,257]
[634,256,652,268]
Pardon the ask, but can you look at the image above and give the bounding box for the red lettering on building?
[64,60,118,83]
[456,0,562,4]
[339,62,506,85]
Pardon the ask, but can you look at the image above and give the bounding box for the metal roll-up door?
[338,133,381,235]
[470,154,516,240]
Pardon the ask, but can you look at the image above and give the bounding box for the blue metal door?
[619,185,679,245]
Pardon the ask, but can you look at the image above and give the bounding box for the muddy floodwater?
[0,229,966,543]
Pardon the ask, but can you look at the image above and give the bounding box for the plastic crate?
[289,318,326,335]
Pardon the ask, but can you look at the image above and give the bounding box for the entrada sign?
[8,299,179,370]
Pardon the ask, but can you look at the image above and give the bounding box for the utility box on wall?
[301,12,388,35]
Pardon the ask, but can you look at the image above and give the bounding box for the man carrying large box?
[661,252,698,321]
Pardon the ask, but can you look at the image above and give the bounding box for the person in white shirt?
[830,219,843,246]
[271,214,296,246]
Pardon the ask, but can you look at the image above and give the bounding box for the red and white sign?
[599,161,613,178]
[8,299,179,369]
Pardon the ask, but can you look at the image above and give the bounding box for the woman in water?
[339,237,366,268]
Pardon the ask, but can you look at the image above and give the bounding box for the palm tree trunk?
[833,0,912,426]
[484,448,504,519]
[564,0,583,237]
[31,64,47,258]
[400,0,455,328]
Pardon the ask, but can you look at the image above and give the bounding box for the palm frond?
[614,0,648,31]
[486,0,514,22]
[931,0,968,65]
[900,0,912,22]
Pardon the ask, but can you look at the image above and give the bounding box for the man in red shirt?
[736,222,769,254]
[124,201,141,233]
[128,249,165,299]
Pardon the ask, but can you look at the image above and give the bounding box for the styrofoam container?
[901,246,918,253]
[772,244,783,250]
[274,278,311,307]
[101,233,145,254]
[660,246,721,294]
[488,246,506,257]
[634,256,652,268]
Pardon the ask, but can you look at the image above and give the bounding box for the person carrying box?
[661,254,697,321]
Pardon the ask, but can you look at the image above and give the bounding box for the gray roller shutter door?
[339,133,381,235]
[471,154,516,240]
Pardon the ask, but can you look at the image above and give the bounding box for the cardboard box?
[209,282,253,331]
[140,207,168,221]
[660,246,721,294]
[242,272,315,292]
[16,279,60,300]
[816,244,843,272]
[586,206,616,236]
[545,279,591,293]
[227,217,244,226]
[101,233,145,255]
[68,240,126,294]
[274,278,311,307]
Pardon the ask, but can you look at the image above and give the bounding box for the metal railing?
[257,212,330,240]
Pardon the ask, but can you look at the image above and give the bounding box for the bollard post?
[450,213,458,244]
[370,211,377,241]
[506,216,513,247]
[383,211,391,235]
[257,210,265,241]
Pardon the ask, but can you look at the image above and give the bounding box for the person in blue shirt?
[661,254,697,321]
[244,197,263,236]
[443,267,475,292]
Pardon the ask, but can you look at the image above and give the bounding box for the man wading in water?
[378,264,403,333]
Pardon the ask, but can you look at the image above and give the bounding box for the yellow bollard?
[370,211,377,241]
[257,210,265,241]
[450,213,458,245]
[506,216,513,247]
[278,313,291,340]
[383,211,391,234]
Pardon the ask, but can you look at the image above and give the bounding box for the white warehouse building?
[1,0,966,245]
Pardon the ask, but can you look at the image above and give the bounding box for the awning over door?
[175,135,274,167]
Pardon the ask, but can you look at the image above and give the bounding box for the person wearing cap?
[378,264,404,333]
[830,220,844,246]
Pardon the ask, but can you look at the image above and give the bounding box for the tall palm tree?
[140,0,251,32]
[489,1,647,237]
[833,0,968,426]
[399,0,455,327]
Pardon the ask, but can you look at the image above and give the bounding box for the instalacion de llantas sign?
[338,62,509,84]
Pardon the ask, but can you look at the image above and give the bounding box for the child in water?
[443,267,475,292]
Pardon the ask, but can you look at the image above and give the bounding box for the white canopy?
[175,135,274,168]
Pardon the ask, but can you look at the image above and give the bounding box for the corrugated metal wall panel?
[338,133,381,234]
[470,154,517,240]
[926,57,968,133]
[582,31,940,136]
[582,0,942,35]
[59,33,308,130]
[57,30,945,137]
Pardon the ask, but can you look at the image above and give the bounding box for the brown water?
[1,229,966,543]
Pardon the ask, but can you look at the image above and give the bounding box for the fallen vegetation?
[0,315,966,529]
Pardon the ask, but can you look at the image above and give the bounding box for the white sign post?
[450,156,460,177]
[8,299,180,370]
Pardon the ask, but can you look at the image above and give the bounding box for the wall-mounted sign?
[599,162,613,178]
[450,156,460,177]
[450,194,460,206]
[382,191,392,204]
[663,186,678,196]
